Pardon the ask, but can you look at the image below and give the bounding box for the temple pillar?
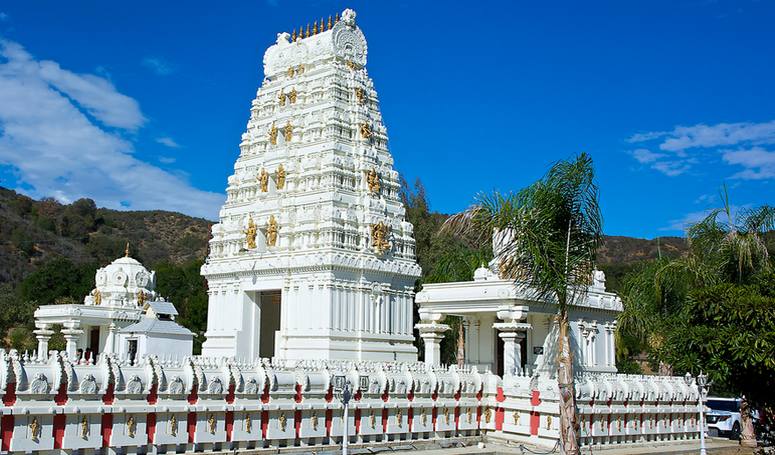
[33,323,54,361]
[415,311,450,367]
[494,305,531,377]
[61,321,83,360]
[104,322,118,355]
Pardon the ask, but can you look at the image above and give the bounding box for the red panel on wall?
[2,382,16,406]
[187,412,196,443]
[225,411,234,442]
[53,414,66,449]
[101,413,113,447]
[1,415,14,452]
[147,413,156,444]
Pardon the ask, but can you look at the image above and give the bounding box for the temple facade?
[200,8,420,362]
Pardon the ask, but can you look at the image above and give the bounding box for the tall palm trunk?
[557,309,580,455]
[739,397,757,448]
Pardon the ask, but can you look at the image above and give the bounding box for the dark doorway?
[495,332,504,377]
[127,339,138,365]
[89,327,100,355]
[259,291,282,359]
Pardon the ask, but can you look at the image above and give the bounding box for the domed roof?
[86,244,157,308]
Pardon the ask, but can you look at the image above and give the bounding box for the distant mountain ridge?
[0,187,688,286]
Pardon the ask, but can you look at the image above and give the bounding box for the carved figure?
[278,413,287,432]
[355,87,365,104]
[127,415,136,438]
[269,123,278,145]
[396,409,402,428]
[421,409,427,426]
[484,407,492,424]
[208,414,216,434]
[266,215,279,247]
[244,217,257,249]
[547,415,553,430]
[370,222,390,254]
[297,65,304,75]
[467,407,473,423]
[29,417,40,441]
[245,413,252,433]
[311,412,318,431]
[359,122,372,139]
[288,88,297,104]
[278,90,286,106]
[366,168,380,194]
[137,290,147,307]
[276,164,286,190]
[170,414,178,436]
[80,416,89,439]
[259,168,269,192]
[444,407,451,424]
[513,411,520,425]
[287,67,295,78]
[370,411,376,429]
[93,289,102,306]
[284,121,293,142]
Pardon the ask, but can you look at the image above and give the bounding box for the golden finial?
[320,18,324,32]
[125,242,130,257]
[313,22,318,35]
[305,24,310,38]
[328,15,332,30]
[335,12,340,23]
[291,28,296,41]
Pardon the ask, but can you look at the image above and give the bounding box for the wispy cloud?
[628,120,775,179]
[156,136,180,148]
[142,56,175,76]
[662,209,713,232]
[158,156,176,164]
[0,39,222,219]
[0,12,9,22]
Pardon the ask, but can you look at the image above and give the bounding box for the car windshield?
[707,399,739,412]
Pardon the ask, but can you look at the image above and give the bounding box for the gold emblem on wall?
[276,164,286,190]
[269,123,278,145]
[28,417,41,441]
[259,168,269,192]
[444,407,451,424]
[266,215,279,247]
[467,407,473,423]
[547,415,553,430]
[366,168,380,194]
[370,222,391,254]
[287,67,295,78]
[244,217,257,250]
[359,122,372,139]
[278,413,287,432]
[93,289,102,306]
[284,122,293,142]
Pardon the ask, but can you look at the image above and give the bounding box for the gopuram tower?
[201,9,422,362]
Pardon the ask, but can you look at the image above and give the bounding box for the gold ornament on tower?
[313,21,318,35]
[276,164,286,190]
[208,414,216,434]
[28,417,41,441]
[305,24,310,38]
[287,66,295,78]
[346,60,357,70]
[297,64,304,75]
[284,121,293,142]
[170,414,178,436]
[360,122,372,139]
[355,87,365,104]
[366,168,380,194]
[93,289,102,306]
[269,123,278,145]
[137,290,147,308]
[371,222,391,254]
[259,168,269,192]
[244,217,257,249]
[291,28,297,41]
[547,415,553,430]
[288,88,297,104]
[266,215,279,247]
[278,90,286,106]
[244,413,252,433]
[80,416,89,439]
[327,15,333,30]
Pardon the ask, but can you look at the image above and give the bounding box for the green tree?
[444,153,602,455]
[154,260,209,354]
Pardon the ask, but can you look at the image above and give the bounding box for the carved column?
[61,321,84,360]
[104,322,118,355]
[494,305,531,377]
[34,323,54,361]
[415,311,450,367]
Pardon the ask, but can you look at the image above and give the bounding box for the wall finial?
[327,15,332,30]
[312,21,318,35]
[125,242,130,257]
[291,28,297,41]
[305,23,310,38]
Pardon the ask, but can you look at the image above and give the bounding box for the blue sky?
[0,1,773,238]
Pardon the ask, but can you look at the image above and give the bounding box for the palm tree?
[443,153,602,455]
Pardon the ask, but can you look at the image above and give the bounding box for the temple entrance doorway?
[258,290,281,359]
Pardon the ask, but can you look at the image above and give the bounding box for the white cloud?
[158,156,176,164]
[156,136,180,148]
[142,57,174,76]
[0,39,223,219]
[628,120,775,180]
[662,209,713,232]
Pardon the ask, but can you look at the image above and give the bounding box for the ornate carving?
[28,417,40,441]
[467,407,473,423]
[169,414,178,436]
[278,413,287,432]
[444,407,451,424]
[208,414,216,434]
[311,412,318,431]
[244,217,257,250]
[547,414,553,430]
[93,289,102,306]
[366,168,380,194]
[370,411,376,429]
[359,122,372,139]
[355,87,365,104]
[244,378,258,395]
[288,88,297,104]
[370,222,391,254]
[259,168,269,192]
[127,415,136,438]
[137,290,147,308]
[484,406,492,424]
[208,378,223,394]
[169,376,184,394]
[269,123,278,145]
[396,408,402,428]
[80,415,89,439]
[284,121,293,142]
[245,413,252,433]
[79,374,97,394]
[287,67,295,78]
[278,90,286,106]
[276,165,286,190]
[30,372,50,394]
[126,375,143,394]
[266,215,279,247]
[513,411,520,425]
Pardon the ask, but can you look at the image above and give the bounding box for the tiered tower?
[201,9,421,361]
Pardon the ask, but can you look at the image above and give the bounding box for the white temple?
[200,8,420,362]
[0,10,705,454]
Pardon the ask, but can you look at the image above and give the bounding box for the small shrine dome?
[84,243,157,307]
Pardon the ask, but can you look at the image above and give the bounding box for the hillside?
[0,187,213,284]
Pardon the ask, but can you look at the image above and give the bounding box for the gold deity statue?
[278,90,286,106]
[311,412,319,431]
[259,168,269,192]
[288,88,298,104]
[359,122,372,139]
[297,64,304,75]
[208,414,216,434]
[245,413,252,433]
[396,409,402,428]
[127,415,136,438]
[266,215,279,247]
[80,416,89,439]
[29,417,41,441]
[276,164,286,190]
[137,290,147,307]
[366,168,380,194]
[513,411,520,425]
[284,121,293,142]
[169,414,178,436]
[244,217,257,249]
[444,407,451,424]
[421,409,427,426]
[93,289,102,306]
[355,87,365,104]
[547,415,553,430]
[278,413,287,432]
[484,406,492,424]
[346,60,357,70]
[287,66,295,78]
[370,222,390,254]
[269,122,278,145]
[370,411,376,429]
[467,407,473,423]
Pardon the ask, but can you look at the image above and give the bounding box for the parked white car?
[706,397,758,440]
